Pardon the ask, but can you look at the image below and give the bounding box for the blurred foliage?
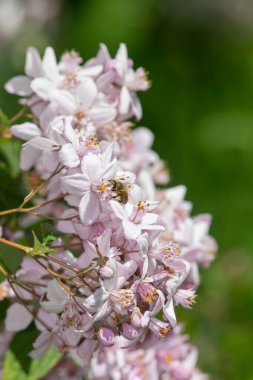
[1,0,253,379]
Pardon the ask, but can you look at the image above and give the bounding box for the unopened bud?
[97,327,115,347]
[131,307,142,328]
[122,323,138,341]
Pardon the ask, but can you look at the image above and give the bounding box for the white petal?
[5,76,32,96]
[51,90,76,114]
[20,144,40,170]
[25,47,44,77]
[122,220,141,240]
[75,79,97,109]
[61,173,88,196]
[89,104,116,126]
[119,86,131,114]
[27,136,55,151]
[42,47,59,81]
[81,154,101,181]
[79,191,100,225]
[59,143,80,168]
[11,122,41,141]
[31,78,55,101]
[47,279,67,301]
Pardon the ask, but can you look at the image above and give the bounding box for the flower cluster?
[1,44,217,377]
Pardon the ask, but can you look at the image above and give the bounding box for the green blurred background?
[1,1,253,379]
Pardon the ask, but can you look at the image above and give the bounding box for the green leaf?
[28,346,61,379]
[31,231,56,255]
[8,324,39,373]
[2,345,61,380]
[0,242,22,273]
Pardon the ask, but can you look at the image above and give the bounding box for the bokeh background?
[1,1,253,379]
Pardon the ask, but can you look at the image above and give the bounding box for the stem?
[66,264,97,281]
[0,264,8,277]
[0,165,64,216]
[9,106,28,125]
[0,237,32,253]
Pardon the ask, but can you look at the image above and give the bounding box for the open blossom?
[1,44,217,378]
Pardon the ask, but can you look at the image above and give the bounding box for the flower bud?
[130,307,142,328]
[97,327,115,347]
[122,323,138,341]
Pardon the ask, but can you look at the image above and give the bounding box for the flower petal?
[79,191,100,225]
[11,122,41,141]
[5,76,32,96]
[5,303,33,332]
[75,79,97,109]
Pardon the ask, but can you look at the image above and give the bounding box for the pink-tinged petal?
[65,328,81,346]
[42,47,59,81]
[20,144,40,170]
[11,122,41,141]
[164,299,177,327]
[29,331,52,358]
[165,185,187,206]
[98,43,111,62]
[94,300,112,321]
[97,229,111,256]
[110,200,128,220]
[123,220,141,240]
[61,173,88,196]
[133,127,154,150]
[81,154,101,181]
[131,92,142,120]
[5,76,32,96]
[89,104,116,126]
[79,191,100,225]
[5,303,33,331]
[35,309,58,331]
[83,288,107,312]
[77,240,97,267]
[96,71,115,91]
[73,222,91,240]
[116,43,128,69]
[26,136,55,151]
[76,339,97,364]
[31,78,55,100]
[75,79,97,109]
[51,90,76,114]
[59,143,80,168]
[25,47,44,77]
[80,64,103,77]
[47,279,68,303]
[119,86,131,114]
[40,103,59,131]
[140,213,158,225]
[115,260,137,288]
[101,158,117,180]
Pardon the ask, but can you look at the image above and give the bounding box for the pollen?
[159,326,171,337]
[164,353,173,364]
[86,136,99,147]
[75,110,86,120]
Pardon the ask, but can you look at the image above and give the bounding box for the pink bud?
[99,265,114,279]
[97,327,115,347]
[122,323,138,340]
[131,308,142,328]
